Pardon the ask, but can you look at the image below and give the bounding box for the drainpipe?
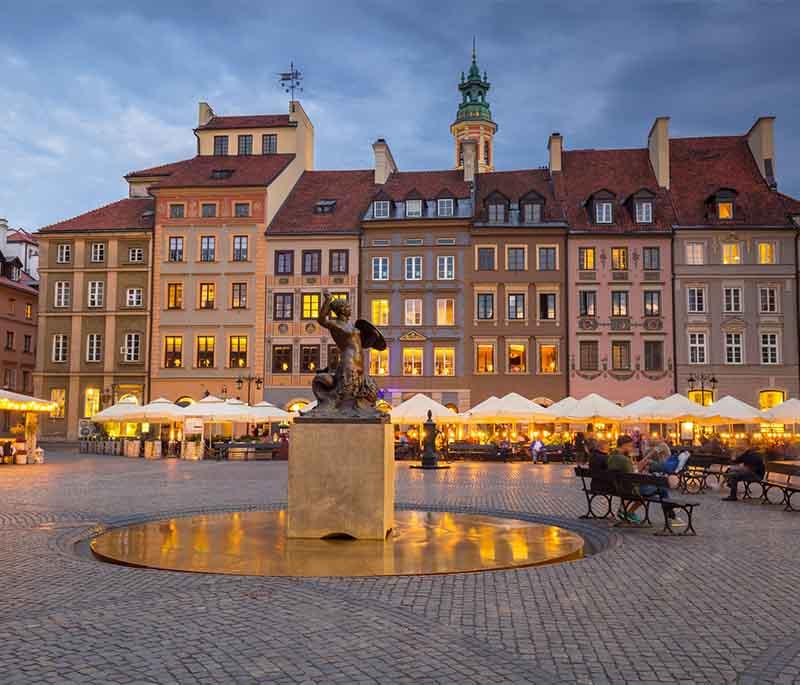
[671,226,678,396]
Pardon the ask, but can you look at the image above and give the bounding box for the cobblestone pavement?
[1,449,798,684]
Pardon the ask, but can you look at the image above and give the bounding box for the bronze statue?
[308,292,387,418]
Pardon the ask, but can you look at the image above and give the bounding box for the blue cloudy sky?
[2,1,800,229]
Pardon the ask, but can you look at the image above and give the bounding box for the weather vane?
[278,61,304,100]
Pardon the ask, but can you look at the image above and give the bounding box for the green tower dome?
[455,40,494,125]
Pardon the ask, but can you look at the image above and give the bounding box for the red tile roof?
[6,229,38,245]
[778,192,800,215]
[268,170,376,235]
[125,158,194,179]
[37,198,155,234]
[128,154,296,189]
[196,114,293,130]
[559,147,675,232]
[669,136,790,227]
[0,273,37,296]
[378,170,470,201]
[475,169,565,222]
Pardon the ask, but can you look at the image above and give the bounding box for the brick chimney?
[746,116,777,188]
[372,138,397,185]
[198,101,215,127]
[462,140,478,183]
[547,132,563,173]
[647,117,670,189]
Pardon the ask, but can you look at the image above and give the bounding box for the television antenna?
[278,62,303,100]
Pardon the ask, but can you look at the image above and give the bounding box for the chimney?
[198,101,215,127]
[462,140,478,183]
[547,132,563,173]
[747,116,777,188]
[647,117,670,189]
[0,218,8,253]
[372,138,397,185]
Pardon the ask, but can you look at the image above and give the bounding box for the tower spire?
[472,36,476,63]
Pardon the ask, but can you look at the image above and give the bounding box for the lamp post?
[687,374,717,406]
[236,374,264,405]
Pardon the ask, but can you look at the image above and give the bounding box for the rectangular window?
[168,236,184,262]
[404,256,422,280]
[200,236,215,262]
[611,291,629,317]
[404,299,422,326]
[84,388,100,419]
[330,250,349,275]
[272,345,292,373]
[507,293,526,320]
[687,287,706,313]
[23,335,32,353]
[539,293,557,320]
[128,247,144,263]
[87,281,104,308]
[25,303,32,320]
[402,348,423,376]
[274,293,293,320]
[372,256,389,281]
[199,283,215,309]
[436,298,454,326]
[477,293,494,320]
[437,255,454,280]
[611,247,628,271]
[537,246,557,271]
[507,343,527,373]
[477,247,496,271]
[488,203,505,223]
[164,336,182,368]
[723,287,742,313]
[302,293,320,319]
[643,247,660,270]
[275,250,294,275]
[579,341,599,371]
[759,287,777,313]
[373,200,390,219]
[169,204,184,219]
[722,243,740,265]
[437,198,454,217]
[56,243,71,264]
[539,344,558,373]
[636,201,653,224]
[685,242,705,265]
[201,202,217,218]
[90,243,105,262]
[579,291,597,317]
[369,348,389,376]
[405,199,423,217]
[123,333,141,362]
[4,331,12,351]
[644,340,663,371]
[229,336,248,368]
[302,250,321,275]
[725,332,743,364]
[476,343,495,373]
[523,203,542,224]
[126,288,143,307]
[86,333,102,362]
[234,202,250,218]
[52,334,68,362]
[578,247,595,271]
[718,201,734,219]
[262,133,277,154]
[167,283,183,310]
[689,332,707,364]
[50,388,66,418]
[371,299,389,326]
[761,333,778,364]
[611,341,631,370]
[232,236,248,261]
[595,201,613,224]
[237,134,253,155]
[298,344,319,373]
[54,281,70,308]
[758,242,776,265]
[507,247,526,271]
[231,283,247,309]
[197,336,215,368]
[643,291,661,317]
[213,135,228,155]
[434,347,455,376]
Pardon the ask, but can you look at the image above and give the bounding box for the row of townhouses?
[33,53,800,439]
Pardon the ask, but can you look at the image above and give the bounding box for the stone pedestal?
[288,417,394,540]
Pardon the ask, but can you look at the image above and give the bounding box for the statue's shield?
[355,319,387,351]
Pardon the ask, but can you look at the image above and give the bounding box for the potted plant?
[11,424,27,464]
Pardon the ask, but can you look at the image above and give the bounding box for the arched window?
[287,400,309,413]
[759,389,785,410]
[118,393,140,405]
[175,396,194,408]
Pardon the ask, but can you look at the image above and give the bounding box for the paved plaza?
[1,449,798,684]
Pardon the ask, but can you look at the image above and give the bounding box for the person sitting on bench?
[722,448,765,501]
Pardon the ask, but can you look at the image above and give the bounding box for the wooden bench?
[751,462,800,511]
[447,443,502,461]
[678,454,731,494]
[575,466,700,536]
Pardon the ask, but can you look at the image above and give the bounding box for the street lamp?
[687,374,717,406]
[236,374,264,405]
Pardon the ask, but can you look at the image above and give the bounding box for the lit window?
[404,299,422,326]
[758,242,775,265]
[437,198,454,217]
[759,287,777,313]
[611,341,630,370]
[372,299,389,326]
[370,348,389,376]
[723,287,742,313]
[725,332,743,364]
[436,298,454,326]
[373,201,390,219]
[688,389,713,406]
[539,344,558,373]
[123,333,141,362]
[434,348,455,376]
[759,390,785,410]
[437,255,454,280]
[272,345,292,373]
[507,343,527,373]
[372,256,389,280]
[227,336,248,368]
[169,204,184,219]
[611,247,628,270]
[718,201,734,219]
[86,334,102,363]
[56,244,71,263]
[165,336,182,368]
[578,247,595,271]
[761,333,779,364]
[84,388,100,418]
[302,293,320,319]
[595,201,613,224]
[404,256,422,280]
[635,200,653,224]
[688,332,707,364]
[476,344,495,373]
[199,283,215,309]
[402,347,423,376]
[722,243,740,264]
[197,336,215,368]
[90,243,105,262]
[685,242,705,265]
[405,199,423,217]
[167,283,183,310]
[50,388,65,418]
[644,341,663,372]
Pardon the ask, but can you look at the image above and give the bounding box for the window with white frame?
[405,199,423,218]
[688,332,707,364]
[507,246,526,271]
[723,287,742,313]
[761,333,779,364]
[128,247,144,263]
[52,334,68,362]
[90,243,105,262]
[87,281,104,308]
[402,347,423,376]
[404,299,422,325]
[437,255,454,280]
[725,332,743,364]
[123,333,141,362]
[371,256,389,281]
[507,293,526,320]
[537,246,557,271]
[758,242,776,265]
[437,198,454,217]
[404,256,422,280]
[687,287,706,313]
[685,242,705,265]
[722,243,740,265]
[595,201,613,224]
[373,200,390,219]
[759,287,778,313]
[523,202,542,224]
[126,287,143,307]
[56,244,71,263]
[436,298,454,325]
[86,333,102,363]
[635,200,653,224]
[54,281,70,308]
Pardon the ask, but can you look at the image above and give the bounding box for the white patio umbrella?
[701,396,764,424]
[463,395,506,422]
[764,398,800,422]
[542,396,579,421]
[560,393,626,422]
[620,396,658,422]
[130,398,188,423]
[496,393,552,422]
[645,394,709,422]
[181,396,253,422]
[249,401,292,423]
[91,396,140,423]
[390,393,463,424]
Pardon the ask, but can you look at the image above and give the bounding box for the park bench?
[744,461,800,511]
[447,443,502,461]
[677,453,731,494]
[575,466,700,536]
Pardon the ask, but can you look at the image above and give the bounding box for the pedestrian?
[722,448,765,501]
[530,436,544,463]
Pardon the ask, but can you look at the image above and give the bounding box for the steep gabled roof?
[267,170,376,235]
[196,114,294,130]
[37,198,155,234]
[475,169,565,223]
[125,158,194,179]
[379,170,470,201]
[6,229,38,245]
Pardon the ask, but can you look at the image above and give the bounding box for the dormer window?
[522,203,542,224]
[437,198,454,217]
[710,188,738,221]
[211,169,234,180]
[595,201,613,224]
[635,200,653,224]
[406,199,423,218]
[373,200,390,219]
[314,199,337,214]
[488,203,505,223]
[718,201,734,220]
